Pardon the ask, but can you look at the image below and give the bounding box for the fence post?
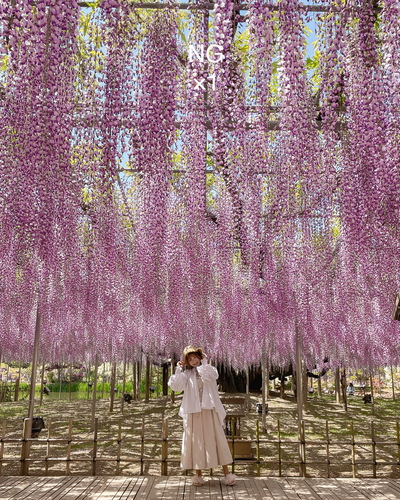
[298,419,306,477]
[350,421,356,478]
[45,418,51,475]
[92,417,98,476]
[20,418,32,475]
[391,366,396,401]
[256,419,260,476]
[0,420,7,475]
[116,419,122,475]
[397,421,400,475]
[66,419,72,476]
[371,420,376,478]
[325,420,330,478]
[140,417,145,475]
[277,419,282,477]
[231,418,236,474]
[161,417,169,475]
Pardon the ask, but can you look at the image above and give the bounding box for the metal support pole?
[121,355,127,413]
[302,370,308,413]
[109,361,116,412]
[137,359,141,401]
[133,360,137,400]
[245,366,250,412]
[28,305,41,421]
[69,364,72,402]
[102,363,105,399]
[170,356,175,404]
[21,303,41,475]
[295,316,306,477]
[39,363,45,407]
[91,354,99,431]
[295,320,303,422]
[341,369,348,411]
[58,368,62,400]
[145,355,150,402]
[391,366,396,401]
[370,373,375,407]
[203,8,209,213]
[86,362,91,400]
[261,351,267,430]
[335,368,341,403]
[15,361,22,402]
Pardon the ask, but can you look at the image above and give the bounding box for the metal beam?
[77,1,377,13]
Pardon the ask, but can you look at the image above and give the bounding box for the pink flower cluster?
[0,0,399,371]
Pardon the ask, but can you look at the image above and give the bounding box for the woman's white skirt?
[181,409,233,470]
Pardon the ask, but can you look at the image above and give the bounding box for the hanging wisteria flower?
[0,0,399,371]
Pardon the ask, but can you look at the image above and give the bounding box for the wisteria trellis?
[0,0,399,371]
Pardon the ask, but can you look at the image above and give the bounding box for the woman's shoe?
[222,473,236,486]
[192,475,205,486]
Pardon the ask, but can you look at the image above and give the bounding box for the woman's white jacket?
[168,359,226,427]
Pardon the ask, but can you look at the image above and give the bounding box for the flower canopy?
[0,0,399,370]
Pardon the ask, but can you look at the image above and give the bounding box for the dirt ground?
[1,391,400,478]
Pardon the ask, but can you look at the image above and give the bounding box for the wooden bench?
[220,396,253,459]
[220,397,246,436]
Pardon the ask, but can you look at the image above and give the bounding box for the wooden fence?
[1,416,400,478]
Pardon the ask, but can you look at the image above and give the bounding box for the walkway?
[1,476,400,499]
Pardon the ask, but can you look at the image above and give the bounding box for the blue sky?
[80,3,319,172]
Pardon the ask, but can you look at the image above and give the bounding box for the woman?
[168,345,236,486]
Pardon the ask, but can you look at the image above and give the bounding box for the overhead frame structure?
[78,1,380,13]
[75,0,351,178]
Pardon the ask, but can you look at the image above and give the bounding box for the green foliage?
[233,27,250,72]
[7,361,29,369]
[306,49,322,92]
[42,379,166,398]
[82,0,100,8]
[331,216,341,239]
[177,10,189,46]
[269,60,280,105]
[0,53,8,74]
